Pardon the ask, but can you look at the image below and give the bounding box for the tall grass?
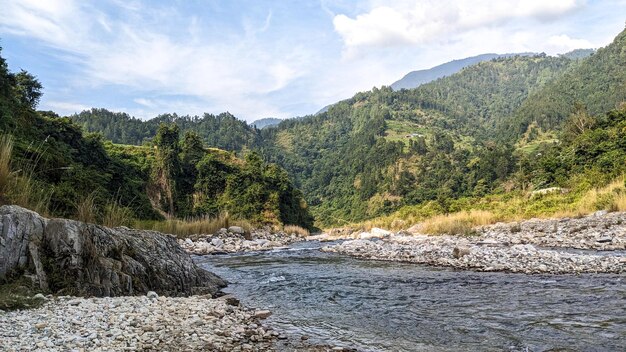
[419,210,497,235]
[0,134,50,214]
[134,212,253,239]
[283,225,310,237]
[75,192,97,224]
[0,134,12,198]
[102,202,134,228]
[343,175,626,236]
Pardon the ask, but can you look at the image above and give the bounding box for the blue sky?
[0,0,625,122]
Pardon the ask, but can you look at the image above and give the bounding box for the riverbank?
[321,211,626,274]
[0,293,350,351]
[179,226,305,255]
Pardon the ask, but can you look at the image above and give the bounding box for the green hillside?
[51,27,626,228]
[0,47,312,229]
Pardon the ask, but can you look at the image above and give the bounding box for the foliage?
[71,108,259,151]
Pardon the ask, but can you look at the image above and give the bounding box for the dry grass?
[419,210,498,235]
[135,212,253,239]
[283,225,310,237]
[0,134,50,214]
[341,176,626,237]
[102,202,134,228]
[75,192,97,224]
[0,134,13,198]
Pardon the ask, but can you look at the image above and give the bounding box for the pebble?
[0,296,278,351]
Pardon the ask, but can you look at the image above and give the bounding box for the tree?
[14,70,42,109]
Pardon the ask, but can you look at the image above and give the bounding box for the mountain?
[50,27,626,227]
[251,117,283,129]
[504,30,626,137]
[71,109,260,152]
[559,48,595,60]
[390,53,535,90]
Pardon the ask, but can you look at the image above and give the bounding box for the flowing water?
[196,241,626,351]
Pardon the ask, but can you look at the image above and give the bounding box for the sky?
[0,0,625,122]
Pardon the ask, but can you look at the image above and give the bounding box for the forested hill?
[0,48,313,229]
[71,109,260,152]
[390,52,534,90]
[63,27,626,227]
[503,29,626,137]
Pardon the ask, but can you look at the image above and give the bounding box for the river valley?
[197,241,626,352]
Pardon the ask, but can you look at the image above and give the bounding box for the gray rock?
[254,310,272,319]
[210,238,224,247]
[228,226,245,235]
[147,291,158,299]
[596,236,612,243]
[0,205,226,297]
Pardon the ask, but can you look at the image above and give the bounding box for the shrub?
[283,225,310,237]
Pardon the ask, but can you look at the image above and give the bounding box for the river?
[196,241,626,351]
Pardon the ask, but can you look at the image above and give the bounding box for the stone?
[147,291,158,299]
[33,293,47,300]
[596,236,612,243]
[0,205,226,297]
[254,310,272,319]
[210,238,224,247]
[35,322,47,329]
[228,226,245,235]
[452,246,470,259]
[370,227,392,237]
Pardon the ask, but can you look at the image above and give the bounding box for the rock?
[0,205,226,297]
[476,239,500,246]
[228,226,245,235]
[452,246,470,259]
[33,293,47,300]
[147,291,158,299]
[34,322,47,329]
[210,238,224,247]
[596,236,612,243]
[593,210,608,217]
[219,295,240,306]
[184,238,193,246]
[370,227,392,237]
[254,310,272,319]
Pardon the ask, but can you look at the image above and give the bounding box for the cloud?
[0,0,312,120]
[547,34,594,52]
[333,0,584,52]
[45,101,90,114]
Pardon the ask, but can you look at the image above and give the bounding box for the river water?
[196,241,626,351]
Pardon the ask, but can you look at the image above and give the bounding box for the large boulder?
[0,205,226,297]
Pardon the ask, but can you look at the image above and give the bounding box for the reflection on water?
[196,241,626,351]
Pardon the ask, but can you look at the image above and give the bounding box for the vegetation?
[0,47,313,231]
[5,27,626,231]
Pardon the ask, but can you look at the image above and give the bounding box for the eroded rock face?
[0,205,226,297]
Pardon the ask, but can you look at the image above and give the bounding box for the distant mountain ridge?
[251,117,283,129]
[390,53,536,90]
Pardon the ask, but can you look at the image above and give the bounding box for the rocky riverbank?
[322,211,626,274]
[179,226,305,255]
[0,293,354,352]
[0,293,278,351]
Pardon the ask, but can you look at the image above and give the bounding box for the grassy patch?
[342,176,626,235]
[0,277,46,312]
[283,225,310,237]
[134,213,253,239]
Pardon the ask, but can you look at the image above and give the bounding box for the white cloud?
[45,101,90,114]
[0,0,312,120]
[547,34,594,52]
[333,0,584,52]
